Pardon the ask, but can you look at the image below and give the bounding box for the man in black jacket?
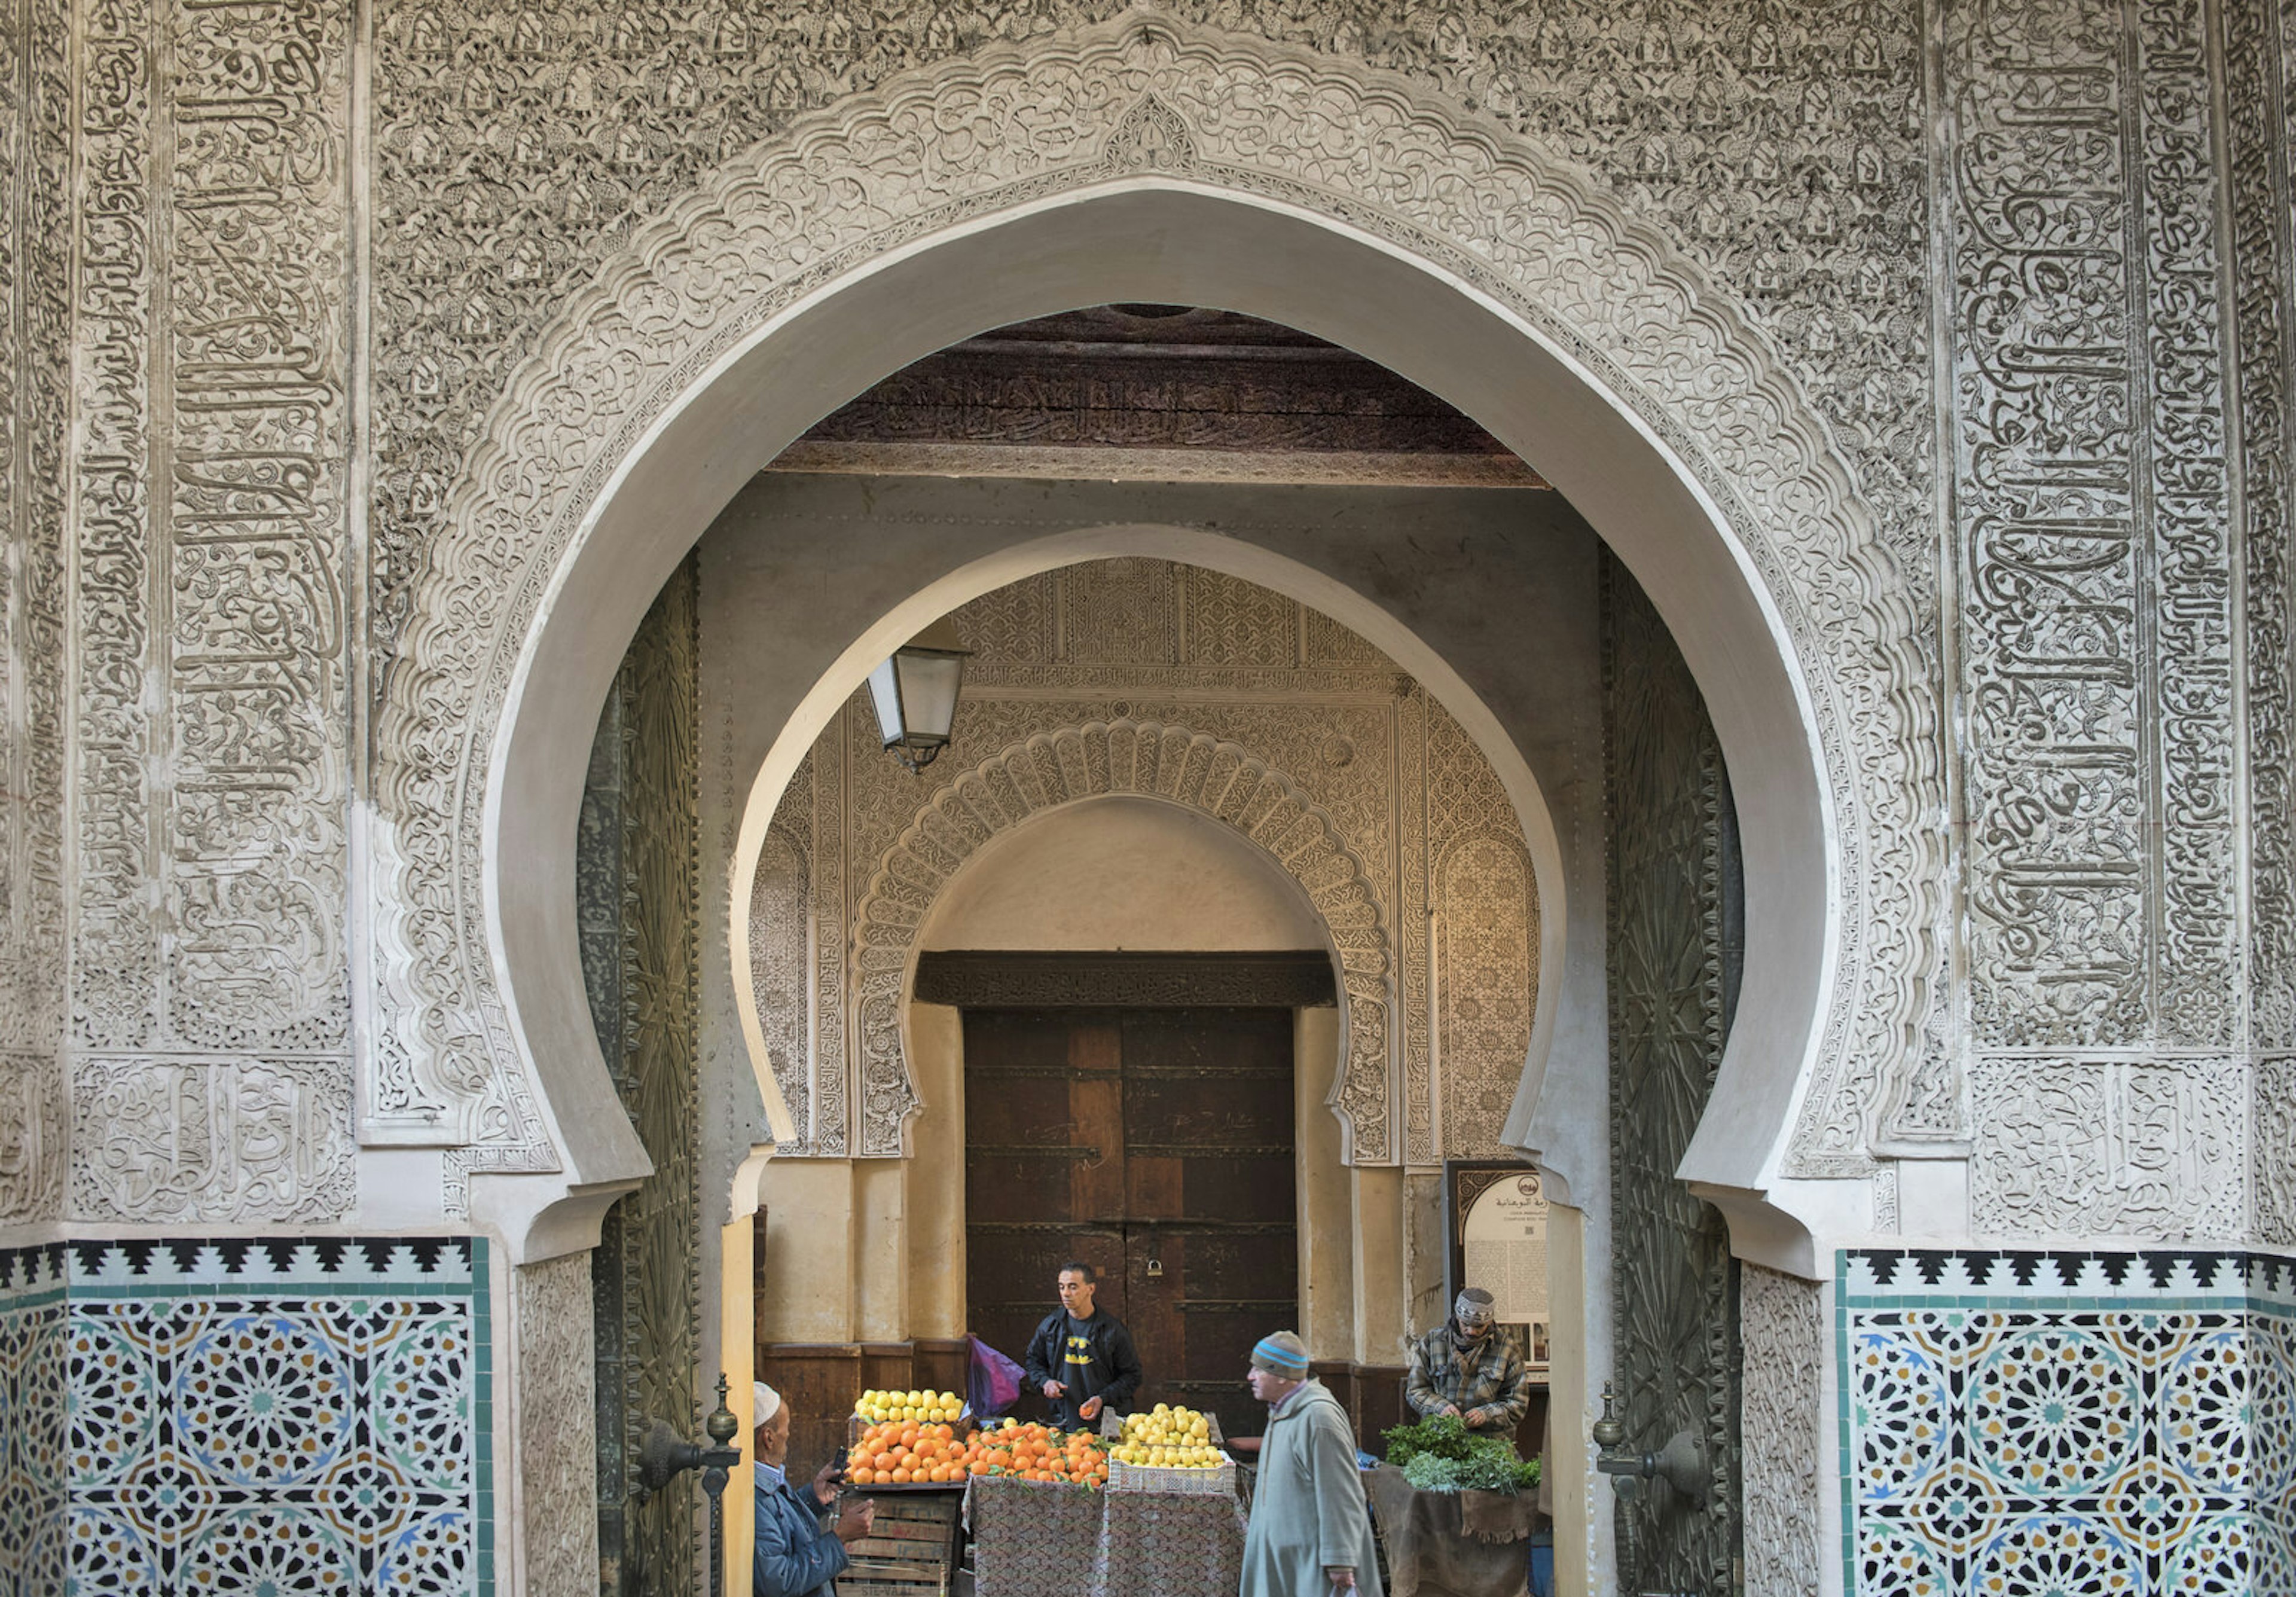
[1021,1261,1144,1429]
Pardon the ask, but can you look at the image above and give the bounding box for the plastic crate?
[1106,1456,1238,1495]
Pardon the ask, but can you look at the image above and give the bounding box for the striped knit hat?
[1250,1331,1311,1375]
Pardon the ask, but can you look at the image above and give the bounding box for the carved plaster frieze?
[50,0,352,1229]
[2226,0,2296,1052]
[1427,701,1538,1164]
[373,16,1941,1192]
[0,0,69,1230]
[68,1057,355,1224]
[0,1050,63,1221]
[1740,1265,1821,1597]
[367,0,1939,646]
[2254,1056,2296,1248]
[72,0,353,1070]
[848,717,1394,1159]
[1968,1056,2246,1241]
[1944,0,2240,1059]
[0,0,68,1088]
[517,1254,600,1596]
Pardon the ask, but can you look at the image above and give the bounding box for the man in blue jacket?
[753,1380,874,1597]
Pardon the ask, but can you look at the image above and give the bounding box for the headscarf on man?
[1451,1287,1497,1347]
[1250,1330,1311,1376]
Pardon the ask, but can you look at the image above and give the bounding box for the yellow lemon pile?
[1112,1403,1222,1468]
[856,1387,963,1424]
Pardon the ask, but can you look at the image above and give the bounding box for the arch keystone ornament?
[371,13,1945,1213]
[851,720,1393,1160]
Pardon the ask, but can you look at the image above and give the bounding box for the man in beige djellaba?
[1238,1331,1382,1597]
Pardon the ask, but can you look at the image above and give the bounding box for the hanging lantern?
[867,618,970,773]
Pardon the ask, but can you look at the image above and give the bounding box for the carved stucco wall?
[1940,0,2255,1243]
[339,0,2296,1250]
[749,557,1538,1166]
[0,0,69,1228]
[0,0,358,1230]
[77,0,354,1218]
[365,10,1949,1220]
[0,3,2292,1593]
[0,0,2277,1244]
[517,1253,600,1597]
[2231,0,2296,1250]
[1741,1264,1822,1597]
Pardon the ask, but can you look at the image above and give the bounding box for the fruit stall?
[832,1391,1245,1597]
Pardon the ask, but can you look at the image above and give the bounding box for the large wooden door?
[1604,553,1742,1593]
[964,1007,1296,1443]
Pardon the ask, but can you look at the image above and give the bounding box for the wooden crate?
[843,1488,963,1597]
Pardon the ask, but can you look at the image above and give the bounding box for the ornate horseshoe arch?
[849,720,1394,1161]
[367,13,1944,1214]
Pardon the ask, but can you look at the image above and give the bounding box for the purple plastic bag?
[967,1332,1025,1418]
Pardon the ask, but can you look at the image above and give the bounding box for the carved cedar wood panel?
[370,14,1946,1208]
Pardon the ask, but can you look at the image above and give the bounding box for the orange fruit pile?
[845,1418,1110,1488]
[973,1421,1110,1486]
[848,1420,972,1485]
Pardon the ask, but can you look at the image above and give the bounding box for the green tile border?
[473,1235,494,1597]
[2,1233,494,1596]
[1836,1247,2285,1597]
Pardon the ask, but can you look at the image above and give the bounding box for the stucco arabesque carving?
[849,717,1393,1159]
[516,1253,601,1597]
[371,16,1943,1191]
[1739,1264,1822,1597]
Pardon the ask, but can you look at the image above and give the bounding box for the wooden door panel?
[1123,1152,1183,1225]
[1067,1024,1126,1224]
[1122,1229,1184,1412]
[1119,1010,1297,1445]
[1168,1226,1293,1296]
[966,1012,1129,1401]
[965,1004,1299,1445]
[1183,1153,1297,1220]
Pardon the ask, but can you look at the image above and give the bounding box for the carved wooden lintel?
[912,950,1338,1009]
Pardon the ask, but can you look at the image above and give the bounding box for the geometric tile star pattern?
[1842,1250,2296,1597]
[2,1238,490,1596]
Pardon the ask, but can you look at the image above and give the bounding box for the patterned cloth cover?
[1088,1488,1248,1597]
[963,1473,1107,1597]
[965,1473,1250,1597]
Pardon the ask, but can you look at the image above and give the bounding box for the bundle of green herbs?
[1381,1412,1542,1493]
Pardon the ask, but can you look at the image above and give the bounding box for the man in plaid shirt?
[1404,1288,1534,1434]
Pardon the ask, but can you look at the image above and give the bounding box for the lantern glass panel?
[894,650,964,744]
[866,657,906,747]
